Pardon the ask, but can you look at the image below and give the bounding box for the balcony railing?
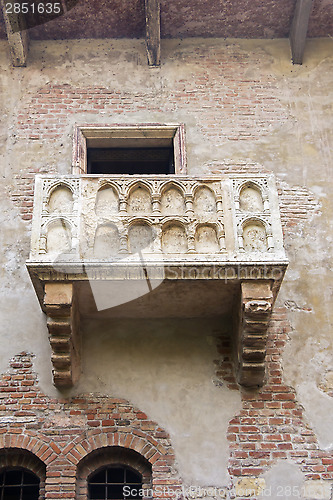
[28,174,286,264]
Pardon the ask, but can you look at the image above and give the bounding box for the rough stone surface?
[303,480,332,500]
[234,477,266,497]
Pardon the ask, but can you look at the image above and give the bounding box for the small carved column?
[119,196,127,214]
[44,283,80,388]
[152,193,161,214]
[185,194,194,215]
[152,224,163,253]
[236,281,273,388]
[186,223,196,253]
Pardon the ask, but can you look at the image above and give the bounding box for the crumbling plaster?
[0,37,333,481]
[77,316,240,485]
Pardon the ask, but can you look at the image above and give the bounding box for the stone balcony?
[27,174,288,388]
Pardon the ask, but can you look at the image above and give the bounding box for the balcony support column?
[44,283,81,388]
[236,281,273,388]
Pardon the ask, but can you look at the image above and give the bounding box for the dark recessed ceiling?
[0,0,332,40]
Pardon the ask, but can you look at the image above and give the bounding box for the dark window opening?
[88,465,142,500]
[0,468,40,500]
[87,147,175,175]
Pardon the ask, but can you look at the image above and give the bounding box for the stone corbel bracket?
[44,283,81,388]
[236,281,273,388]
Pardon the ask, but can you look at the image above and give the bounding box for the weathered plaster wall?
[77,317,239,485]
[0,37,332,492]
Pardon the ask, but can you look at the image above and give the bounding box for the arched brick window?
[88,465,142,499]
[77,447,152,500]
[0,449,46,500]
[0,467,40,499]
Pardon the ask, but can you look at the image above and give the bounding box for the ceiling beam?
[289,0,313,65]
[144,0,161,66]
[0,0,29,67]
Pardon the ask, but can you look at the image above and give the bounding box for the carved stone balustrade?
[27,174,288,388]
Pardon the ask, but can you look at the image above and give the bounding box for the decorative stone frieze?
[28,174,286,262]
[27,174,287,387]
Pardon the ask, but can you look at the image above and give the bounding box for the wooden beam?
[0,0,29,67]
[289,0,313,65]
[144,0,161,67]
[236,281,273,388]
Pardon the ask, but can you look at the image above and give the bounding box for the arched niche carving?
[195,225,219,253]
[128,222,154,254]
[162,222,187,254]
[193,186,216,216]
[95,185,119,217]
[160,185,185,215]
[240,184,264,212]
[93,223,120,258]
[46,219,72,254]
[243,221,268,252]
[128,185,152,214]
[48,185,73,213]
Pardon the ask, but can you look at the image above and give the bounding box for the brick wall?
[227,309,333,482]
[9,44,293,222]
[10,63,319,225]
[0,353,181,499]
[214,309,333,488]
[1,312,332,498]
[3,41,330,497]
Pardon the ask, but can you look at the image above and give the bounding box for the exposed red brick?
[0,353,180,499]
[227,308,333,480]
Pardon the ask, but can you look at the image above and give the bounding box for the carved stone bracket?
[236,281,273,388]
[43,283,81,388]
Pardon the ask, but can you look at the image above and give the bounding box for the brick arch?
[76,446,153,499]
[0,353,183,497]
[0,447,46,499]
[66,431,164,467]
[0,433,59,466]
